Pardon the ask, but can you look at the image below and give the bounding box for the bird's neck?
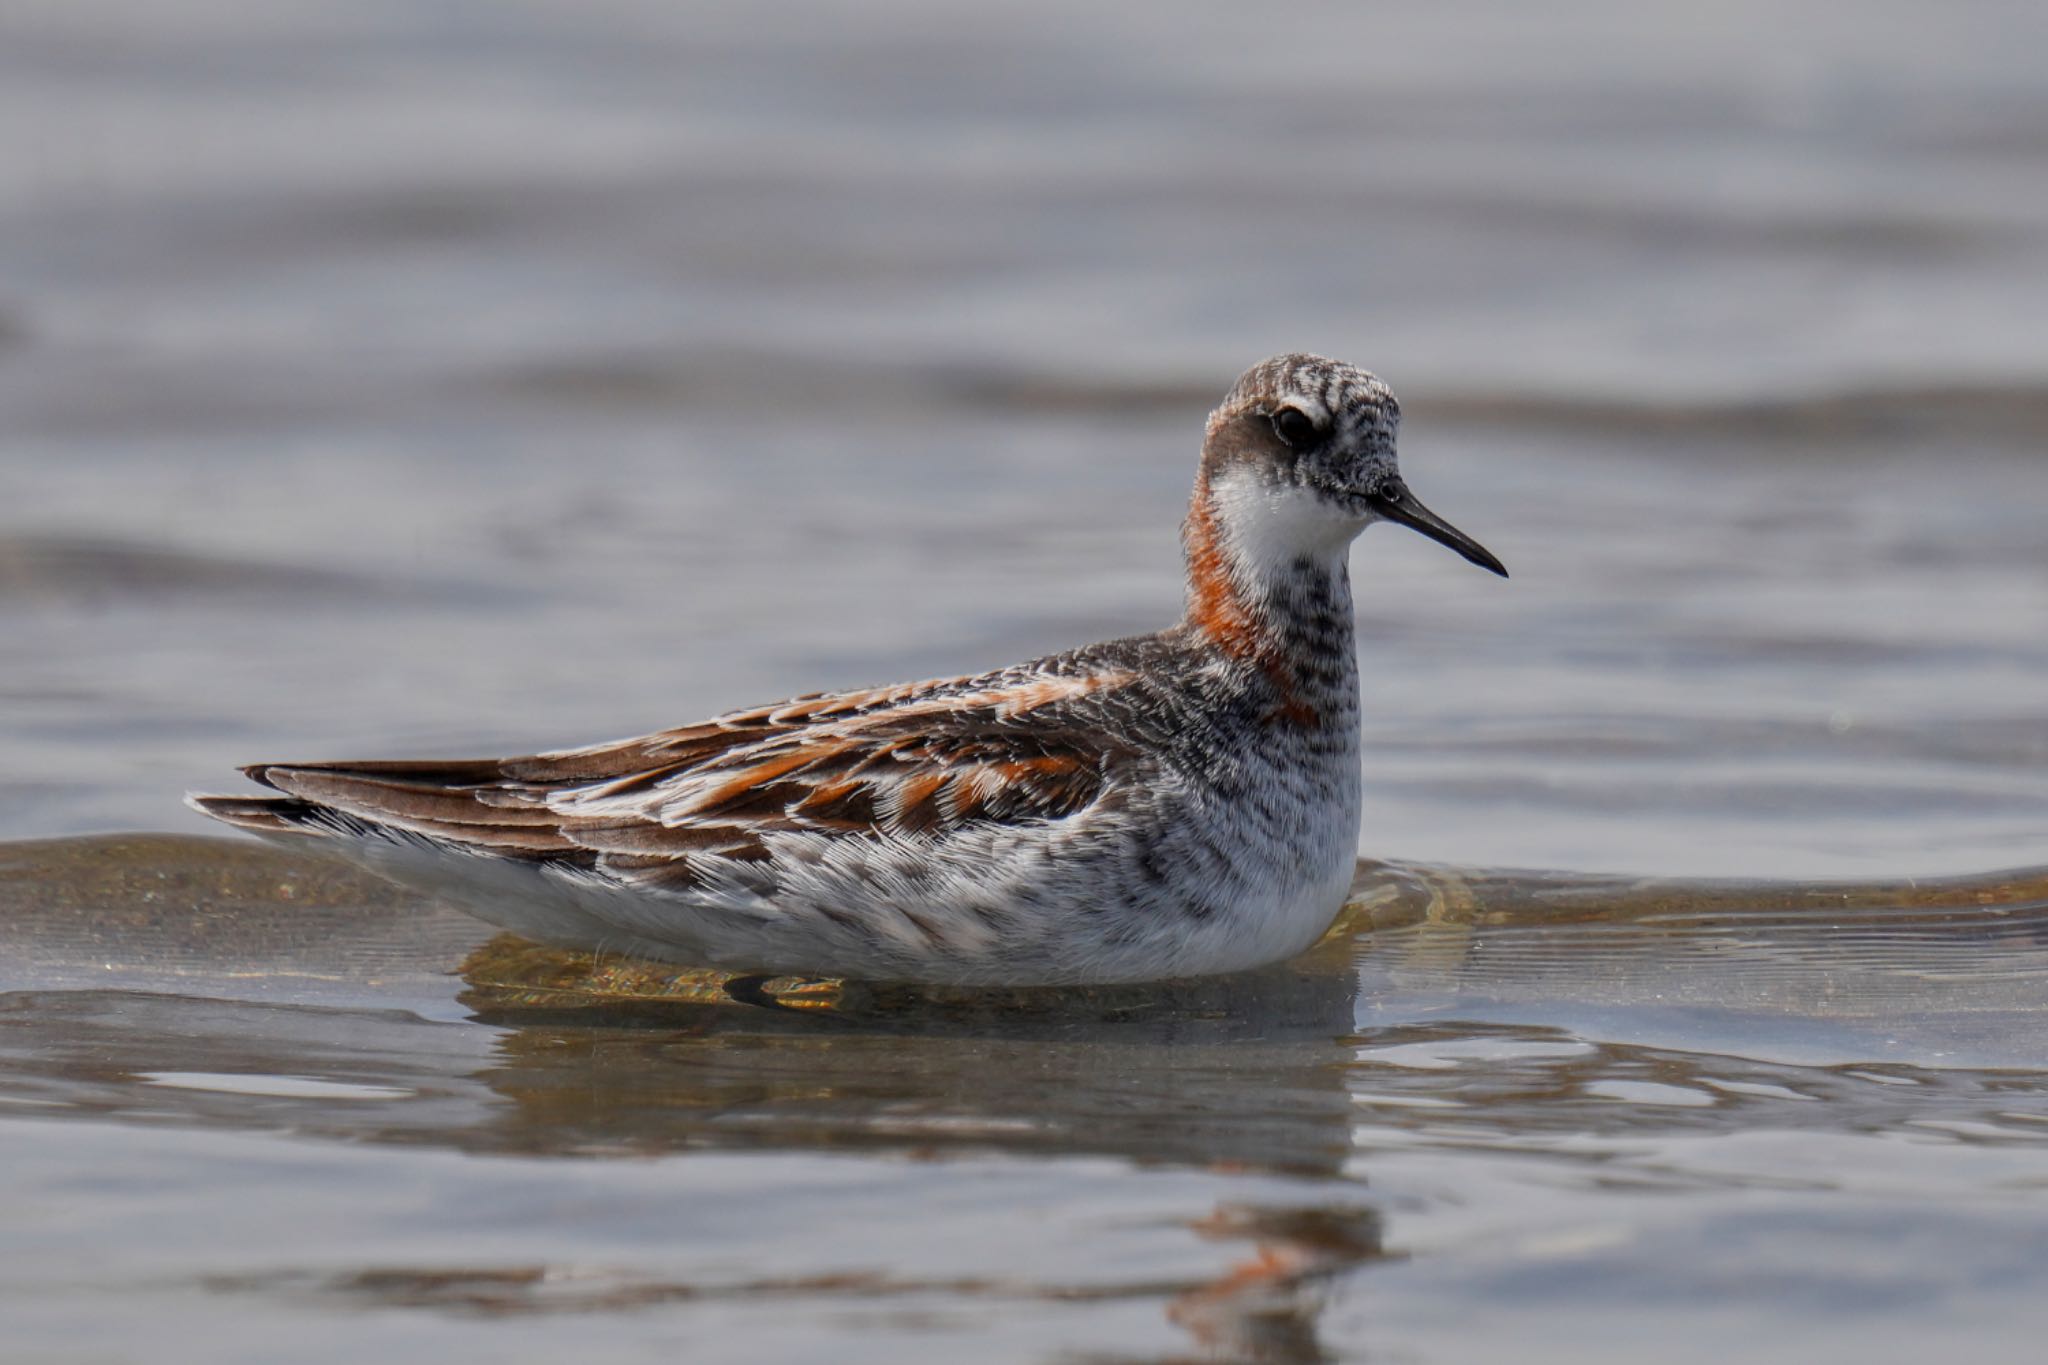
[1180,470,1359,721]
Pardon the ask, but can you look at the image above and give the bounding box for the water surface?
[6,836,2048,1362]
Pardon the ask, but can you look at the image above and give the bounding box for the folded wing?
[191,665,1142,897]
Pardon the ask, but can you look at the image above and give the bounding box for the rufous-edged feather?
[194,663,1142,885]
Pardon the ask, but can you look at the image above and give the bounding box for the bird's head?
[1197,352,1506,578]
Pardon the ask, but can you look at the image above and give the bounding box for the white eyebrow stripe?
[1279,391,1331,424]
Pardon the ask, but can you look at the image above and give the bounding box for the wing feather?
[199,666,1144,887]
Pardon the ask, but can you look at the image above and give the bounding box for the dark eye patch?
[1269,406,1320,451]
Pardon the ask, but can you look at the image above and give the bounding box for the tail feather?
[185,792,344,837]
[191,762,585,863]
[240,757,512,790]
[185,782,651,958]
[255,766,562,830]
[244,766,580,857]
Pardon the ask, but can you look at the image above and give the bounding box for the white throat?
[1206,469,1362,589]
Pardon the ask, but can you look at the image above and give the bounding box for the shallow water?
[6,836,2048,1362]
[6,2,2048,1360]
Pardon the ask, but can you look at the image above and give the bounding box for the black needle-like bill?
[1366,481,1508,577]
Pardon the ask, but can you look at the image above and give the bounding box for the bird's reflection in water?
[456,927,1364,1171]
[445,933,1380,1358]
[1168,1204,1393,1364]
[240,1200,1389,1365]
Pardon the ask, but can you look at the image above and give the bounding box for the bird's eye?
[1269,406,1319,450]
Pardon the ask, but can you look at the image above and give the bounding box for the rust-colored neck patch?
[1181,473,1325,728]
[1182,469,1273,664]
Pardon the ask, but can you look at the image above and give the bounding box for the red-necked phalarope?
[192,353,1506,985]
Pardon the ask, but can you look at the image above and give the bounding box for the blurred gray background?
[6,0,2048,875]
